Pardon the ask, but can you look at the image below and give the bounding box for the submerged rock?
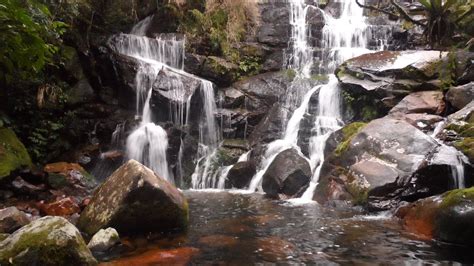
[262,149,311,199]
[77,160,188,236]
[87,228,120,253]
[0,216,97,265]
[397,187,474,245]
[0,207,30,234]
[0,128,32,179]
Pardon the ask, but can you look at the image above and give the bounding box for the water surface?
[103,191,474,265]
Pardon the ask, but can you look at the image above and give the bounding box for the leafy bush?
[418,0,473,45]
[0,0,66,84]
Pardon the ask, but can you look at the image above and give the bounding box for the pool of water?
[102,191,474,265]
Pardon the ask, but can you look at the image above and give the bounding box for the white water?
[112,19,220,185]
[431,121,467,189]
[321,0,371,73]
[246,0,381,200]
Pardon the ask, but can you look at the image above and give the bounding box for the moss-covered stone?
[454,137,474,162]
[78,160,188,236]
[334,122,367,157]
[441,187,474,208]
[0,128,32,179]
[0,216,97,265]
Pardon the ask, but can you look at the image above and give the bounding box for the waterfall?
[431,121,467,189]
[111,21,220,185]
[321,0,370,73]
[246,0,382,200]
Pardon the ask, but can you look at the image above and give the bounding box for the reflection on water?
[102,191,474,265]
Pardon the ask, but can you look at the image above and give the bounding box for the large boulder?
[388,91,445,115]
[225,162,257,189]
[315,117,472,210]
[446,82,474,110]
[337,50,448,119]
[262,149,311,199]
[0,216,97,265]
[77,160,188,236]
[0,128,32,179]
[397,187,474,246]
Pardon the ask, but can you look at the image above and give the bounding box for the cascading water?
[112,18,220,185]
[245,0,382,200]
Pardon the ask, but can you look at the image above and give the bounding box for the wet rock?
[39,197,81,217]
[446,82,474,110]
[44,162,96,198]
[77,160,188,236]
[0,216,97,265]
[337,51,448,112]
[87,228,120,253]
[316,117,471,210]
[0,128,32,179]
[257,1,290,47]
[226,162,257,189]
[67,79,96,107]
[397,187,474,245]
[198,235,238,248]
[200,56,239,87]
[101,246,199,265]
[389,91,445,115]
[248,103,286,147]
[262,149,311,199]
[255,236,295,262]
[399,113,444,131]
[0,207,30,234]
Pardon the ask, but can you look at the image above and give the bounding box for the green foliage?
[438,51,457,90]
[418,0,473,45]
[238,56,262,77]
[0,0,67,84]
[182,8,229,55]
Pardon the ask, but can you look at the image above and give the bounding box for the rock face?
[397,187,474,246]
[0,207,30,234]
[87,228,120,253]
[0,128,32,179]
[446,82,474,110]
[315,117,472,210]
[337,51,448,121]
[77,160,188,236]
[0,216,97,265]
[226,162,256,189]
[389,91,445,115]
[262,149,311,199]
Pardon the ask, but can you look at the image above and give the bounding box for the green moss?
[0,217,96,265]
[283,69,297,80]
[441,187,474,208]
[0,128,32,178]
[334,122,367,157]
[454,137,474,161]
[361,105,378,121]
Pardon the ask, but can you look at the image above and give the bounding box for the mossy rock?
[334,122,367,157]
[454,137,474,162]
[0,216,97,265]
[435,187,474,245]
[0,128,32,179]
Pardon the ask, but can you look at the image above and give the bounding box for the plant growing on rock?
[356,0,473,47]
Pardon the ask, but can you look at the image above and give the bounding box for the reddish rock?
[255,236,295,262]
[396,197,440,240]
[100,247,199,266]
[44,162,86,175]
[39,197,81,216]
[198,235,238,248]
[389,91,445,115]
